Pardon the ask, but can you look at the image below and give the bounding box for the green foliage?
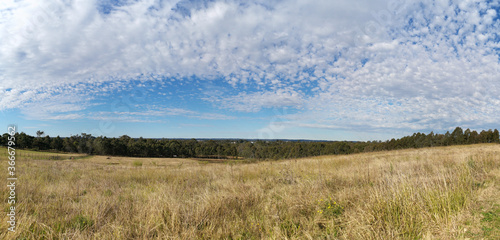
[70,215,94,231]
[321,199,344,218]
[371,185,426,239]
[317,198,344,219]
[3,127,500,160]
[423,189,468,219]
[480,205,500,238]
[482,207,500,224]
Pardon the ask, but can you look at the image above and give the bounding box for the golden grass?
[0,146,87,160]
[1,144,500,239]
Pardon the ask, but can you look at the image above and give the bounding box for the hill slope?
[1,144,500,239]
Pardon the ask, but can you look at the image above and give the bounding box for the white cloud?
[205,89,304,112]
[0,0,388,90]
[0,0,499,134]
[88,107,236,122]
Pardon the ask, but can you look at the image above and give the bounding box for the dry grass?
[0,147,87,160]
[1,144,500,239]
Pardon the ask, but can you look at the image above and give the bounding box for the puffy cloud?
[0,0,499,135]
[0,0,387,89]
[205,88,304,112]
[88,107,236,122]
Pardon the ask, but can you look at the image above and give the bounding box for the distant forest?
[2,127,499,160]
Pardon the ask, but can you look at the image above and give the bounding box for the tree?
[43,135,51,150]
[470,130,479,143]
[0,133,8,146]
[111,137,128,156]
[33,136,45,150]
[16,132,33,149]
[63,137,76,152]
[36,130,45,138]
[238,141,255,159]
[464,129,471,144]
[493,129,500,143]
[51,136,64,151]
[451,127,464,145]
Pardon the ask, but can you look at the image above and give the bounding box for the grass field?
[1,144,500,239]
[0,147,88,160]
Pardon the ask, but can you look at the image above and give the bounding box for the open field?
[1,144,500,239]
[0,147,88,161]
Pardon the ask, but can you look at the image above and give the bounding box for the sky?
[0,0,499,141]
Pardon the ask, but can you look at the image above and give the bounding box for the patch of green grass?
[371,185,426,239]
[0,146,87,160]
[317,198,344,218]
[424,188,468,220]
[280,220,301,238]
[133,160,143,167]
[69,155,93,160]
[480,204,500,238]
[70,215,94,231]
[104,189,113,197]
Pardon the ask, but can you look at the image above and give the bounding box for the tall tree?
[451,127,465,144]
[36,130,45,138]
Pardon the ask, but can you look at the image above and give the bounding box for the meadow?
[0,147,87,161]
[1,144,499,239]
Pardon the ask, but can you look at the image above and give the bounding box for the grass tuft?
[132,160,143,167]
[70,215,94,231]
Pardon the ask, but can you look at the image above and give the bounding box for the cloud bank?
[1,0,499,134]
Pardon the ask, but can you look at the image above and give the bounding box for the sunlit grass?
[0,146,86,160]
[0,144,499,239]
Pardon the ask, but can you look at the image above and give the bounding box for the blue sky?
[1,0,500,141]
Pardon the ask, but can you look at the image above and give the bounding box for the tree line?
[1,127,499,160]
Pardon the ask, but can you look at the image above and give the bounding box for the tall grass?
[1,144,499,239]
[0,146,86,160]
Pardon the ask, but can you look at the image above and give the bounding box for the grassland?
[0,147,87,160]
[1,144,500,239]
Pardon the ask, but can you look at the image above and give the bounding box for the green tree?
[451,127,464,145]
[17,132,34,149]
[51,136,64,151]
[0,133,8,146]
[493,129,500,143]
